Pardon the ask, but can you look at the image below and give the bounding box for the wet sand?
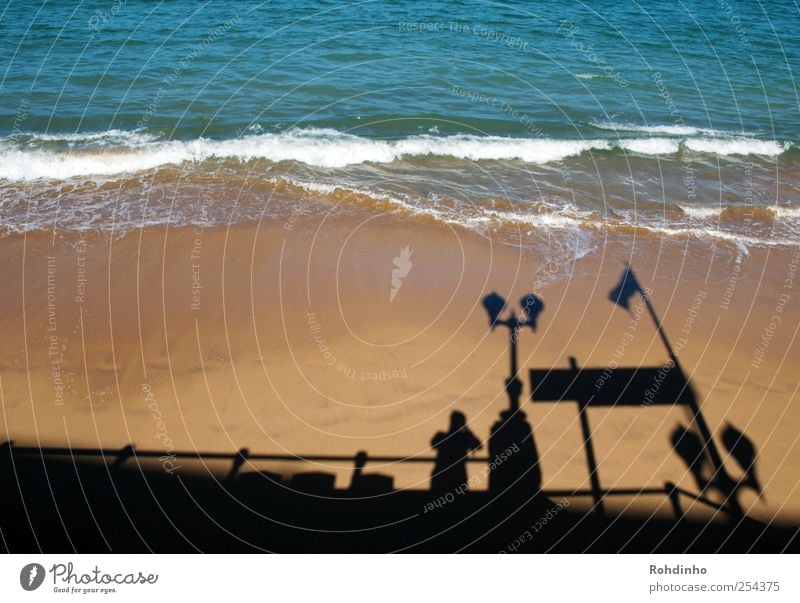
[1,206,798,526]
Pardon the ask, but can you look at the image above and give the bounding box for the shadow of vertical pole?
[227,448,249,483]
[641,287,743,517]
[665,482,683,520]
[508,314,520,411]
[111,444,134,472]
[570,357,606,517]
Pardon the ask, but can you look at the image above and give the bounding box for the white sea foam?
[617,137,680,155]
[3,170,795,252]
[0,127,794,182]
[592,122,791,156]
[26,129,159,146]
[591,121,749,137]
[774,206,800,219]
[0,130,612,180]
[679,203,800,220]
[678,204,724,219]
[280,177,592,232]
[684,137,789,156]
[482,208,586,230]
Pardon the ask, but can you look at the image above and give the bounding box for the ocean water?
[1,0,799,250]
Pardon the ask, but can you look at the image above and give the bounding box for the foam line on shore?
[0,128,794,181]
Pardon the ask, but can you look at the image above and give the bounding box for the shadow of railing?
[1,265,792,552]
[1,442,744,522]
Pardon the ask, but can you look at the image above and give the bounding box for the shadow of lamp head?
[520,292,544,331]
[482,291,543,331]
[483,292,506,329]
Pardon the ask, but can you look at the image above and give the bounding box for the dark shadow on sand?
[0,266,796,552]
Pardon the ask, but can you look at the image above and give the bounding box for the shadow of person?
[722,423,761,495]
[430,411,482,495]
[488,377,541,496]
[349,451,394,496]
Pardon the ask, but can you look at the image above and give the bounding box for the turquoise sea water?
[1,0,799,248]
[2,0,799,139]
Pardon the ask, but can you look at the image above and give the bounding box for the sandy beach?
[2,199,797,529]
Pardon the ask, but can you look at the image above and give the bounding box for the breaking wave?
[0,127,794,181]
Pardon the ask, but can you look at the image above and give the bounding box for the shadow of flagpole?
[610,265,743,517]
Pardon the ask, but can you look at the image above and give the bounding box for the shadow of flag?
[609,265,643,311]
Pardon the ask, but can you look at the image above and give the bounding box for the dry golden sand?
[1,208,798,525]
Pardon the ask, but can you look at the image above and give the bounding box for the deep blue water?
[1,0,798,140]
[1,1,799,249]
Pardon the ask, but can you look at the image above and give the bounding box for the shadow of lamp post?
[483,292,544,411]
